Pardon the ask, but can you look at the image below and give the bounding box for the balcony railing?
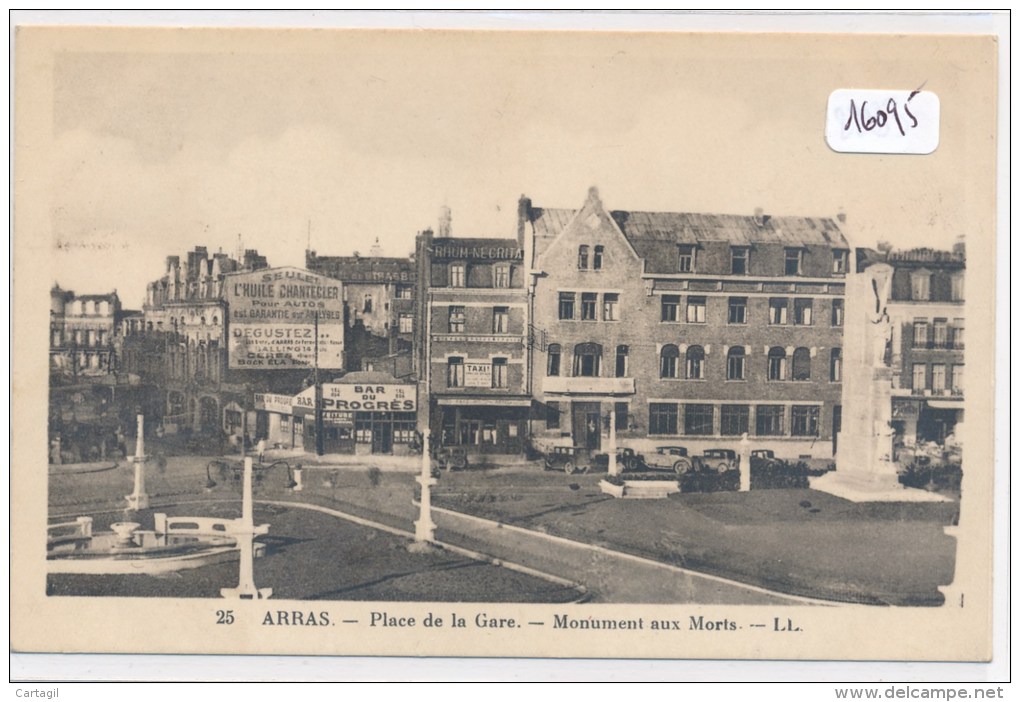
[911,340,965,351]
[543,376,636,395]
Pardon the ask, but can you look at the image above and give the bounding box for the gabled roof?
[524,201,848,268]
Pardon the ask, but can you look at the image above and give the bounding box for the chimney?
[369,237,383,258]
[437,206,452,238]
[952,235,966,258]
[836,208,847,225]
[517,195,531,248]
[753,207,769,227]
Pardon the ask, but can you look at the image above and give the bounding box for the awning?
[436,397,532,407]
[926,399,964,409]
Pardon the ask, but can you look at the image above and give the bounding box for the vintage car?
[591,447,644,472]
[435,446,469,471]
[641,446,693,474]
[750,449,780,470]
[543,446,591,474]
[696,448,740,474]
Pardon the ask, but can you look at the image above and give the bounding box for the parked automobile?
[695,448,740,474]
[641,446,692,474]
[435,446,469,471]
[592,447,644,472]
[750,449,780,470]
[543,446,591,474]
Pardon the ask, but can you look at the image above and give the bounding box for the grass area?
[47,502,582,603]
[430,469,959,606]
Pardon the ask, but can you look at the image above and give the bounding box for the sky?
[34,26,995,308]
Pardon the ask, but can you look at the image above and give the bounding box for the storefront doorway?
[571,402,601,451]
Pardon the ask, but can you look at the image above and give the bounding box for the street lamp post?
[125,413,150,511]
[220,456,272,600]
[415,429,436,543]
[607,404,619,478]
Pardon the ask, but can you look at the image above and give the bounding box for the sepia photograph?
[11,12,1005,675]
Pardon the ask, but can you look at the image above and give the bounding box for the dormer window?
[593,245,604,270]
[731,247,749,275]
[832,249,849,274]
[784,248,803,275]
[910,269,932,301]
[578,245,590,270]
[449,263,466,287]
[677,245,696,273]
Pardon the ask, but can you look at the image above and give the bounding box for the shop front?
[434,397,531,456]
[323,381,417,456]
[254,392,301,450]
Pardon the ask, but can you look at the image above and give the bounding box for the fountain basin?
[47,513,267,576]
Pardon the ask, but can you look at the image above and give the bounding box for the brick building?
[305,245,416,377]
[870,243,966,446]
[525,187,849,459]
[415,220,532,458]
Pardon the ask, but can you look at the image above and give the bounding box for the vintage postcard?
[12,21,1001,666]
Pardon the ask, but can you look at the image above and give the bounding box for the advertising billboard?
[225,267,344,369]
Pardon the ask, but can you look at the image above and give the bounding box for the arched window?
[660,344,680,379]
[212,315,219,326]
[792,347,811,381]
[200,316,206,326]
[685,345,705,380]
[593,245,604,270]
[547,344,561,377]
[363,294,373,313]
[572,342,602,377]
[767,347,787,381]
[727,347,746,380]
[578,245,589,270]
[830,348,842,382]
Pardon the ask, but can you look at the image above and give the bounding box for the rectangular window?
[492,307,509,333]
[677,245,696,272]
[832,250,849,274]
[769,298,789,325]
[951,364,964,394]
[546,401,561,429]
[491,358,508,388]
[396,284,413,300]
[933,319,948,348]
[602,293,619,321]
[447,357,465,388]
[911,272,931,301]
[649,403,679,435]
[398,314,413,334]
[831,299,844,327]
[728,297,747,324]
[912,320,929,348]
[614,402,628,431]
[951,274,964,301]
[449,264,466,288]
[731,247,749,275]
[615,345,629,377]
[756,405,785,436]
[686,296,706,323]
[547,346,561,376]
[785,248,803,275]
[684,404,714,436]
[494,265,510,288]
[661,295,680,322]
[912,363,927,390]
[581,293,597,321]
[951,319,964,349]
[931,364,946,392]
[720,405,750,436]
[448,306,465,333]
[558,292,575,320]
[578,245,589,270]
[593,245,604,270]
[791,406,820,437]
[794,299,813,325]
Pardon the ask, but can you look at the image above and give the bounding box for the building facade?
[877,244,966,446]
[525,187,848,459]
[49,286,123,376]
[416,227,532,457]
[305,246,416,377]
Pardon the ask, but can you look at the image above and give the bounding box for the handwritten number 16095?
[844,97,918,137]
